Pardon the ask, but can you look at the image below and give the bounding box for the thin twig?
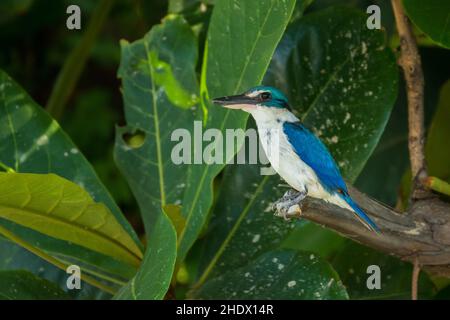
[0,225,117,295]
[391,0,427,197]
[425,176,450,197]
[412,256,420,300]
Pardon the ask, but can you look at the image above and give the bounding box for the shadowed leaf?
[191,249,348,299]
[403,0,450,49]
[0,270,70,300]
[178,0,297,265]
[331,241,435,299]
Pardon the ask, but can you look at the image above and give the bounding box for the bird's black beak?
[212,94,256,110]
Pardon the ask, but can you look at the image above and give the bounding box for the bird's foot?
[271,189,306,221]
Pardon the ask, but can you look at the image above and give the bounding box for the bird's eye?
[260,92,271,100]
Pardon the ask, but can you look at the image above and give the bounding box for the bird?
[213,85,380,233]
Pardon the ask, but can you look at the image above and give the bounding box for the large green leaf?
[191,249,348,299]
[114,15,198,232]
[114,16,190,299]
[0,74,139,245]
[193,6,398,292]
[434,285,450,300]
[178,0,296,264]
[403,0,450,49]
[0,219,135,292]
[0,172,143,267]
[114,211,177,300]
[331,241,435,299]
[354,83,409,206]
[265,6,398,181]
[0,69,141,292]
[0,270,70,300]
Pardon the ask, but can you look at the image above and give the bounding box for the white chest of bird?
[250,107,350,210]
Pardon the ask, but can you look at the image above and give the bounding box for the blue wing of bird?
[283,121,379,232]
[282,121,347,193]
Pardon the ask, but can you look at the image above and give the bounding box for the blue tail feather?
[341,193,380,233]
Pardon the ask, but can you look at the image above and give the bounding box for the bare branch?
[391,0,428,198]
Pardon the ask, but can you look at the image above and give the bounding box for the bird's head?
[212,86,291,113]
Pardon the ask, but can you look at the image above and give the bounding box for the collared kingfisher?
[213,85,379,232]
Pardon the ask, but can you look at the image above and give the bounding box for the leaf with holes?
[114,15,198,233]
[114,15,190,299]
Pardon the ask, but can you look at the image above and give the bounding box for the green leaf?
[0,270,70,300]
[194,6,398,291]
[164,204,186,238]
[0,69,141,291]
[191,249,348,299]
[0,236,110,299]
[178,0,296,264]
[265,6,398,182]
[331,241,436,299]
[114,15,198,233]
[114,212,177,300]
[403,0,450,49]
[114,16,191,299]
[426,79,450,182]
[354,88,409,206]
[434,285,450,300]
[0,172,143,267]
[194,159,299,285]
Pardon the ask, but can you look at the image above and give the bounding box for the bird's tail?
[339,192,380,233]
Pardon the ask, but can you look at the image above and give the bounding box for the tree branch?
[292,185,450,277]
[391,0,428,198]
